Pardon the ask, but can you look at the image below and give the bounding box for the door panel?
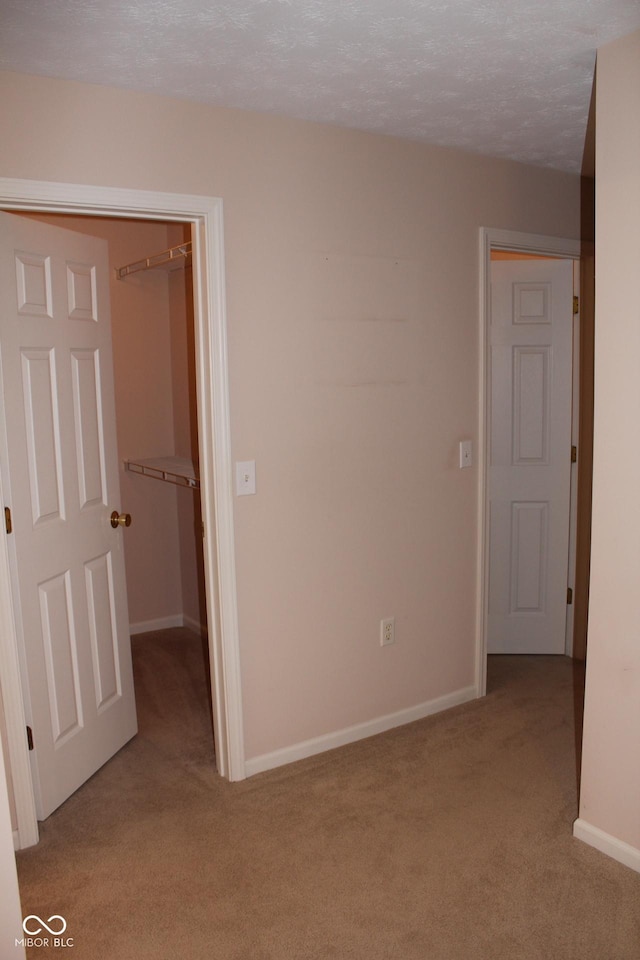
[512,346,550,463]
[488,259,573,654]
[85,552,121,710]
[21,347,65,524]
[71,348,105,509]
[39,569,82,744]
[509,500,548,613]
[0,211,137,819]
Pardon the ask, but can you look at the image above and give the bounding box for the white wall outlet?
[235,460,256,495]
[380,617,395,647]
[459,440,473,469]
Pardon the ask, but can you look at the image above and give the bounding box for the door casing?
[0,177,246,850]
[476,228,581,696]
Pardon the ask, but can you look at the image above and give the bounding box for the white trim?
[476,229,581,697]
[129,614,207,637]
[480,228,581,259]
[0,473,38,849]
[193,203,245,781]
[129,615,184,636]
[245,685,477,778]
[573,818,640,874]
[0,177,246,849]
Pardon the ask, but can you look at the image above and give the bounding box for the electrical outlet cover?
[380,617,395,646]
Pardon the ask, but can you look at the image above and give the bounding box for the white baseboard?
[573,818,640,874]
[129,614,208,637]
[182,614,207,637]
[129,615,184,636]
[244,684,477,778]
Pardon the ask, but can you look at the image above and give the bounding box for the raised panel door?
[0,211,137,818]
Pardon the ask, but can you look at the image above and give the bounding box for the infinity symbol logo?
[23,915,67,935]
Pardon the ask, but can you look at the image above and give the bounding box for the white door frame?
[0,177,246,849]
[476,228,581,696]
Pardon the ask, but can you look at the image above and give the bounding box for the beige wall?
[167,224,207,632]
[110,218,182,628]
[0,70,580,762]
[578,30,640,856]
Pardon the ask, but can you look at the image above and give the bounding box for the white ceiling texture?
[1,0,639,173]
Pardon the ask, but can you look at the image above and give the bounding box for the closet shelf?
[125,456,199,489]
[116,242,192,280]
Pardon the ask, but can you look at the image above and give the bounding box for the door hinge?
[567,587,573,605]
[4,506,12,535]
[26,725,34,751]
[571,445,577,463]
[573,295,579,315]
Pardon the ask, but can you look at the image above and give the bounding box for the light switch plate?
[459,440,473,469]
[236,460,256,495]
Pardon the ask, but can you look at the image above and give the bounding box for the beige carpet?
[16,631,640,959]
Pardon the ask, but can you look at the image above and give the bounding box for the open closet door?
[0,211,137,819]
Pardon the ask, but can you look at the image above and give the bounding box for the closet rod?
[125,457,199,489]
[116,241,192,279]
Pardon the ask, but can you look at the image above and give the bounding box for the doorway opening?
[476,228,582,698]
[0,178,245,852]
[27,210,213,793]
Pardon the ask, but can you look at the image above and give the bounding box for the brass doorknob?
[110,511,132,529]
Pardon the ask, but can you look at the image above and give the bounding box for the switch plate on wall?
[236,460,256,495]
[459,440,473,469]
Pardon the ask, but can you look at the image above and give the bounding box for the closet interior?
[118,239,201,491]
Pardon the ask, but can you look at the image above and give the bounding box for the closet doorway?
[110,217,216,796]
[477,228,582,695]
[17,211,213,798]
[0,179,245,852]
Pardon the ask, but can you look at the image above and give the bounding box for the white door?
[0,211,137,819]
[488,258,573,654]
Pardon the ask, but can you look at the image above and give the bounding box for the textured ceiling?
[1,0,639,173]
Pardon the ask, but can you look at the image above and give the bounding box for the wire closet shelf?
[116,241,192,279]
